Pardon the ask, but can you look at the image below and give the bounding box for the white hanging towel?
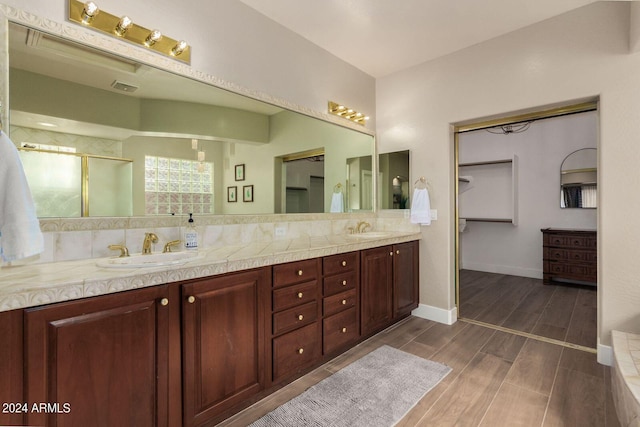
[410,188,431,225]
[330,191,344,213]
[0,130,44,261]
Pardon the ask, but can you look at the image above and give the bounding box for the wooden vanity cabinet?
[0,309,24,426]
[322,252,360,355]
[181,268,270,427]
[361,241,420,336]
[24,284,181,427]
[270,259,322,384]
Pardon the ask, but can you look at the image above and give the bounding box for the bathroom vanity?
[0,236,419,427]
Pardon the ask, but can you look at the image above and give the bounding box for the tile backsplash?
[5,212,418,267]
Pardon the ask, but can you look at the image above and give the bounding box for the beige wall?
[376,2,640,350]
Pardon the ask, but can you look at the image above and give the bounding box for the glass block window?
[144,156,213,215]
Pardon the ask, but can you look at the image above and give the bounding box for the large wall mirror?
[560,147,596,209]
[6,20,374,218]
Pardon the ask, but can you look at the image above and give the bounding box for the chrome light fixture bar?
[328,101,369,125]
[69,0,191,64]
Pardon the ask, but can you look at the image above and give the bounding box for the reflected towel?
[330,192,344,213]
[410,188,431,225]
[0,131,44,261]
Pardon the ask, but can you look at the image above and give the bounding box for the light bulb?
[191,139,198,150]
[171,40,188,56]
[145,30,162,47]
[115,16,132,36]
[81,1,99,24]
[197,151,205,162]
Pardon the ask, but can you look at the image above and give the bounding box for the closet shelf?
[462,218,514,223]
[459,159,512,167]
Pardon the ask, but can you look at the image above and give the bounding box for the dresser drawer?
[544,248,596,262]
[546,261,597,281]
[273,259,319,289]
[323,271,357,296]
[273,281,318,311]
[272,323,321,381]
[323,252,358,276]
[323,307,358,355]
[323,289,357,317]
[273,301,318,336]
[544,234,596,249]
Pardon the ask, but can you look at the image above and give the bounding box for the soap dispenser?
[184,213,198,250]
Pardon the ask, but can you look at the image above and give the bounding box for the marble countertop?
[0,232,421,312]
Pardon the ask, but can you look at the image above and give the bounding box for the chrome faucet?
[356,221,371,233]
[142,233,158,255]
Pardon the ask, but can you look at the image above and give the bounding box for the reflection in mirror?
[560,148,596,209]
[7,22,374,217]
[378,150,410,209]
[283,151,325,213]
[346,155,373,211]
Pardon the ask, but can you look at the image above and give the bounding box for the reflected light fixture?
[328,101,369,125]
[68,0,191,63]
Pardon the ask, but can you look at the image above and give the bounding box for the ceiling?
[239,0,598,78]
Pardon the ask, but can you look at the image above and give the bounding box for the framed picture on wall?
[235,164,245,181]
[243,185,254,202]
[227,186,237,202]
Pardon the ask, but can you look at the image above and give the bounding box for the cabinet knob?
[297,270,303,276]
[390,252,394,256]
[342,299,347,305]
[187,296,196,304]
[297,292,303,299]
[341,260,347,267]
[396,250,400,255]
[160,298,169,306]
[342,327,347,333]
[298,348,304,355]
[342,280,347,286]
[298,314,304,321]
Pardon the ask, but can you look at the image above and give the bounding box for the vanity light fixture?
[328,101,369,125]
[114,16,132,37]
[68,0,191,63]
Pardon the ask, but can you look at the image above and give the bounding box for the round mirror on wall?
[560,147,597,209]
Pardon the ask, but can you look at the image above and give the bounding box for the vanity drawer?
[272,281,318,311]
[273,259,319,289]
[323,271,357,296]
[323,252,358,276]
[323,289,357,317]
[272,323,321,381]
[273,301,318,336]
[323,307,358,355]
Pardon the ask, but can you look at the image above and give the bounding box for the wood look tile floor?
[219,315,620,427]
[459,270,597,349]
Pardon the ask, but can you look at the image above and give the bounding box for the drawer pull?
[396,250,400,255]
[160,298,169,306]
[342,327,347,333]
[187,296,196,304]
[390,252,393,256]
[298,348,304,355]
[298,314,304,321]
[341,260,347,266]
[297,292,303,299]
[342,280,347,286]
[342,299,347,305]
[297,270,303,276]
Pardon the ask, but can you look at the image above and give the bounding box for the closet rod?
[459,159,512,167]
[463,218,513,223]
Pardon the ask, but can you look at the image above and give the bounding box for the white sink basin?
[97,251,202,268]
[346,231,396,239]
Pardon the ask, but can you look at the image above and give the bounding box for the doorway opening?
[454,101,599,351]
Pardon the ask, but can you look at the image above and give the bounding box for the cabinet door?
[182,268,269,427]
[361,245,394,336]
[24,285,179,427]
[0,309,24,426]
[394,241,419,318]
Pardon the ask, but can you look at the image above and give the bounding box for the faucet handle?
[108,244,130,258]
[163,240,182,253]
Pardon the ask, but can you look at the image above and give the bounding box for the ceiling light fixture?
[486,121,532,135]
[68,0,191,63]
[328,101,369,125]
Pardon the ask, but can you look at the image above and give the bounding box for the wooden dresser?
[541,228,597,286]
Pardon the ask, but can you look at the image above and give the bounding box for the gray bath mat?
[250,345,451,427]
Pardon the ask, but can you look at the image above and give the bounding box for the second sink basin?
[346,231,396,239]
[97,251,203,268]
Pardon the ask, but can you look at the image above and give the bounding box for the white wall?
[377,1,640,347]
[459,112,597,278]
[1,0,375,128]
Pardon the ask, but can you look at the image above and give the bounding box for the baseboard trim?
[461,263,542,279]
[598,341,613,366]
[412,304,457,325]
